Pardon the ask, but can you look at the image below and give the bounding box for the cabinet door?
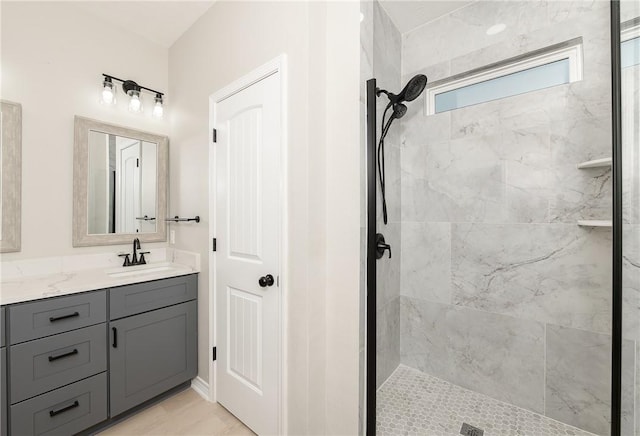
[109,301,197,417]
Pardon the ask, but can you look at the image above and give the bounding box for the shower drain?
[460,423,484,436]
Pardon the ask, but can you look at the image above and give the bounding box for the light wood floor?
[99,388,255,436]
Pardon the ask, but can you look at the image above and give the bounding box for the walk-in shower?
[362,1,640,435]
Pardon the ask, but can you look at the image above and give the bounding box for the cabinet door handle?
[49,400,79,417]
[49,312,79,322]
[112,327,117,348]
[48,349,78,362]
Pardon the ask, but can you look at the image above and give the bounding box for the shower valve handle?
[375,233,392,260]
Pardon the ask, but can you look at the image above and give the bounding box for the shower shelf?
[577,220,612,227]
[576,157,612,169]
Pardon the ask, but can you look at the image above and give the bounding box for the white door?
[213,71,281,435]
[116,140,141,233]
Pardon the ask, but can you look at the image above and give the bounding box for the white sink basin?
[106,262,179,278]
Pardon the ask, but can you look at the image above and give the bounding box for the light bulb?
[128,90,142,112]
[100,78,115,105]
[152,94,163,118]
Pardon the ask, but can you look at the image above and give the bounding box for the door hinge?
[212,128,217,143]
[212,238,217,252]
[136,158,139,168]
[212,347,217,361]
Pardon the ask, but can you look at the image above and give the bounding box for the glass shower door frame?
[365,77,378,436]
[611,1,623,436]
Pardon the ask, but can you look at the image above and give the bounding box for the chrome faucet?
[118,238,149,267]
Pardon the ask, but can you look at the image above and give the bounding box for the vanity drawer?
[1,307,5,347]
[9,291,106,344]
[110,274,197,320]
[10,324,107,404]
[10,372,107,436]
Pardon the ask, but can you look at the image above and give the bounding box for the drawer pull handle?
[49,400,79,417]
[49,312,80,322]
[48,349,78,362]
[112,327,117,348]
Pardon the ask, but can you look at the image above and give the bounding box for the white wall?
[0,2,169,261]
[169,1,361,433]
[323,3,361,433]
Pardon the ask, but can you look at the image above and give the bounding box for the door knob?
[258,274,275,287]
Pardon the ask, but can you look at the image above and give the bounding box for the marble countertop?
[0,249,200,306]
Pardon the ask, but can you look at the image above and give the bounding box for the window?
[621,24,640,68]
[426,39,583,114]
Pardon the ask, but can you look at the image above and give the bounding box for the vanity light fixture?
[100,74,165,118]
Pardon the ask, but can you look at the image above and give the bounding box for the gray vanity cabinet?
[109,300,197,417]
[2,273,198,434]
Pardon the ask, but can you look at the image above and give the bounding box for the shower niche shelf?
[576,157,612,169]
[577,220,612,227]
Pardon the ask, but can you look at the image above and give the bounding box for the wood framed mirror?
[73,116,168,247]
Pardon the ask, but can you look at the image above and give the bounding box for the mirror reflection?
[87,131,157,235]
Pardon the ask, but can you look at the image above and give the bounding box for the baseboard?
[191,376,210,401]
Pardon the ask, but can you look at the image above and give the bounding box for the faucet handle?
[138,251,150,265]
[118,253,131,267]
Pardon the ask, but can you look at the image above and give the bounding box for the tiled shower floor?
[376,365,598,436]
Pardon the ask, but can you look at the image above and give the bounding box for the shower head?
[377,74,428,106]
[402,74,428,102]
[381,103,407,137]
[392,103,407,119]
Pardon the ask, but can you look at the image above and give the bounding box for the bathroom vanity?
[0,271,198,436]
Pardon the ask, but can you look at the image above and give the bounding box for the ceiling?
[72,1,215,48]
[378,0,475,34]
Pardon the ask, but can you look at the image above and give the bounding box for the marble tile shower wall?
[372,1,402,389]
[359,0,403,402]
[398,2,624,435]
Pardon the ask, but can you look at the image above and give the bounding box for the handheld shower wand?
[376,74,427,224]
